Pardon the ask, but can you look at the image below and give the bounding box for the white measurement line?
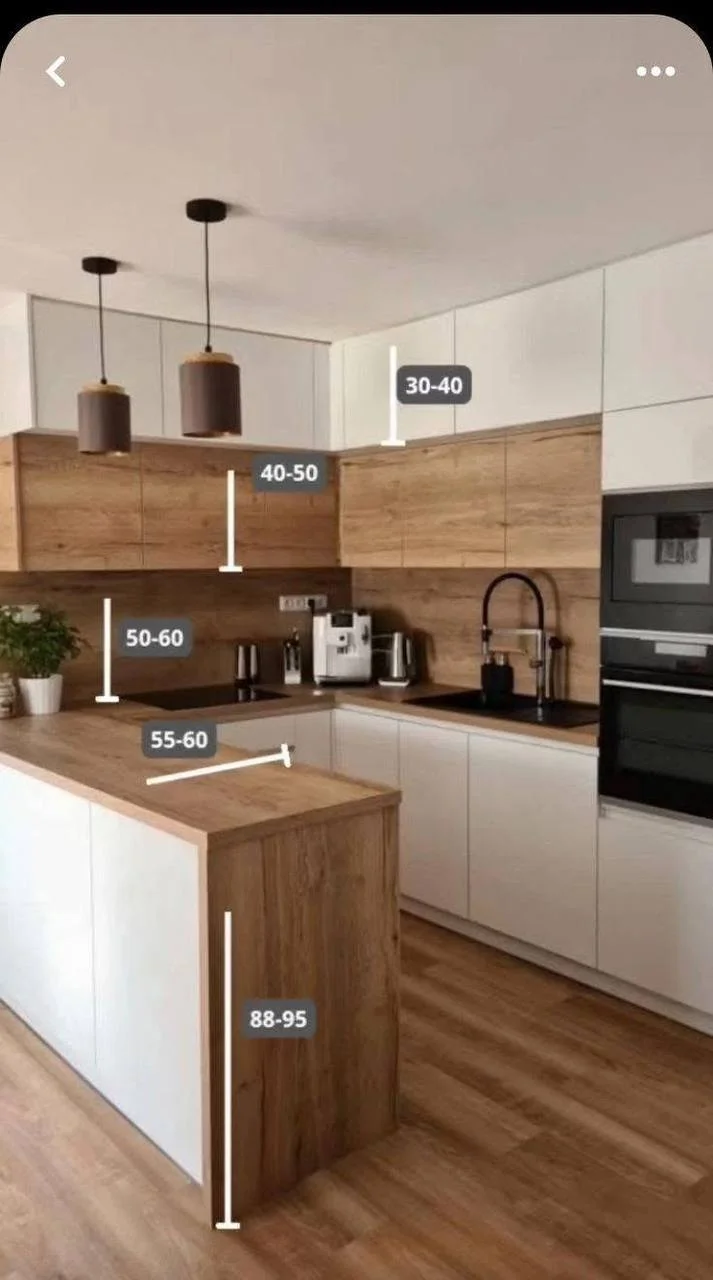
[215,910,241,1231]
[146,742,292,787]
[380,344,405,447]
[219,470,244,573]
[95,597,119,703]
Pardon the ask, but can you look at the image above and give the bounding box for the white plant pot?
[18,674,63,716]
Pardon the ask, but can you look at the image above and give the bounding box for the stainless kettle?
[375,632,416,687]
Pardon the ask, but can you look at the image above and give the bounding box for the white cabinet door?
[313,342,332,451]
[161,320,316,449]
[604,233,713,411]
[90,805,203,1180]
[293,710,332,770]
[468,734,597,965]
[399,718,468,917]
[0,765,95,1078]
[455,270,604,433]
[603,398,713,492]
[31,297,164,437]
[332,707,399,787]
[342,313,456,447]
[218,714,297,753]
[598,805,713,1016]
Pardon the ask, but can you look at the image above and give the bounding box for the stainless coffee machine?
[312,610,372,685]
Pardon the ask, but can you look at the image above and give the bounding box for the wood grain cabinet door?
[140,442,249,570]
[504,425,601,569]
[17,434,143,570]
[401,439,505,567]
[245,457,339,568]
[339,454,403,566]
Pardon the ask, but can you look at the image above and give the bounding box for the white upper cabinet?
[31,297,164,437]
[160,319,320,449]
[468,732,597,966]
[342,313,456,448]
[603,233,713,412]
[455,270,604,433]
[603,398,713,493]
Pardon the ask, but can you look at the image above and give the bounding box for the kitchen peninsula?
[0,709,400,1224]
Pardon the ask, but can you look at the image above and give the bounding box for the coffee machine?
[312,610,372,685]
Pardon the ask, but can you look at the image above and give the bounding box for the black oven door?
[602,490,713,633]
[600,669,713,820]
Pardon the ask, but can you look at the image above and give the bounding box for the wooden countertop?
[0,710,397,846]
[100,681,599,749]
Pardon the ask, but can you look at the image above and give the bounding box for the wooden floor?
[5,914,713,1279]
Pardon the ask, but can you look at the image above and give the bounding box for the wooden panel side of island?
[203,800,399,1223]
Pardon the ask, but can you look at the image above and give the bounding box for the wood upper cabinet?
[140,442,244,570]
[339,453,403,566]
[504,424,601,569]
[255,468,338,568]
[401,438,505,567]
[12,433,143,570]
[140,442,337,571]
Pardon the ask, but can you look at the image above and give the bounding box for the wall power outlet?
[278,594,328,613]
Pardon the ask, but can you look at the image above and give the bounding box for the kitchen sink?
[406,688,599,729]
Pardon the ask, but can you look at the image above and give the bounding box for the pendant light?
[78,257,131,455]
[180,198,241,438]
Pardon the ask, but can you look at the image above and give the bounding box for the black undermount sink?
[406,689,599,730]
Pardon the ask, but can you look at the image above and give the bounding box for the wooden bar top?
[0,710,397,845]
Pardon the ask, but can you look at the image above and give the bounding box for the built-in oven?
[602,489,713,634]
[600,630,713,821]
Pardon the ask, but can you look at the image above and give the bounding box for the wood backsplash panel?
[0,569,350,705]
[354,568,600,703]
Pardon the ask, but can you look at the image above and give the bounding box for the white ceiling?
[0,14,712,341]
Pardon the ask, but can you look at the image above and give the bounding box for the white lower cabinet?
[218,710,332,769]
[332,707,399,787]
[399,719,468,917]
[218,713,296,754]
[0,763,203,1181]
[468,733,597,965]
[598,805,713,1016]
[0,764,95,1078]
[292,709,332,770]
[90,805,203,1181]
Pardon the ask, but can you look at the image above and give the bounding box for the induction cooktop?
[125,685,288,711]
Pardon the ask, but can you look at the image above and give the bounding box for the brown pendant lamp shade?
[78,257,131,455]
[180,198,241,438]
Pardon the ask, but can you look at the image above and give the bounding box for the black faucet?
[481,572,547,710]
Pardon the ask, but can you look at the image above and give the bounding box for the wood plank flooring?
[4,913,713,1278]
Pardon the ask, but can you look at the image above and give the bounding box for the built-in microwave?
[602,488,713,635]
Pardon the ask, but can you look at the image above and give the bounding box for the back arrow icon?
[46,56,66,87]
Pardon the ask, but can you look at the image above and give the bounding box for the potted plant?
[0,605,83,715]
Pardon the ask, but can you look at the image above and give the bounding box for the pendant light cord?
[204,220,212,353]
[97,274,107,384]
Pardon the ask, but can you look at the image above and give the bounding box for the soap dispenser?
[481,650,514,708]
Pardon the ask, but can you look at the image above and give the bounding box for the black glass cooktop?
[126,685,288,711]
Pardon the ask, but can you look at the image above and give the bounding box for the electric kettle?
[375,632,416,687]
